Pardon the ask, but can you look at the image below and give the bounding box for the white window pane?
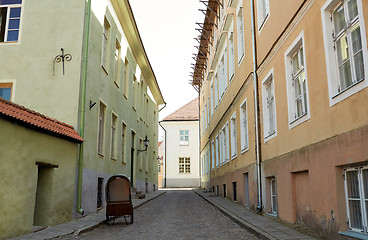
[333,3,346,34]
[339,61,353,90]
[337,34,350,65]
[347,0,358,21]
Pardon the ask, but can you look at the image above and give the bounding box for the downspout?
[158,103,167,187]
[76,0,91,215]
[198,95,202,189]
[250,0,262,212]
[158,122,167,188]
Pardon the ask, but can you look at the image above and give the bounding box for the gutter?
[76,0,92,216]
[158,121,167,188]
[250,0,262,212]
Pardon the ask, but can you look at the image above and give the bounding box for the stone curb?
[73,191,167,236]
[193,190,277,240]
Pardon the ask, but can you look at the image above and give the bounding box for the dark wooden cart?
[105,174,133,224]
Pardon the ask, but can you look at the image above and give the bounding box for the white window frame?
[179,130,189,146]
[179,157,191,174]
[215,69,219,108]
[240,98,249,153]
[215,134,220,167]
[0,1,22,43]
[230,112,237,159]
[228,23,236,81]
[321,0,368,106]
[114,39,121,87]
[285,31,311,129]
[257,0,270,32]
[101,17,111,73]
[270,177,277,215]
[211,140,215,170]
[236,0,245,64]
[98,101,106,156]
[121,121,127,163]
[262,69,277,142]
[344,166,368,234]
[0,79,16,101]
[210,80,214,116]
[110,113,118,159]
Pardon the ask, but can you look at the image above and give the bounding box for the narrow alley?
[56,190,259,240]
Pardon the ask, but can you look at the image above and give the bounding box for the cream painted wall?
[161,121,200,188]
[0,119,78,240]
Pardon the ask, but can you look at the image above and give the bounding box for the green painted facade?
[0,0,164,236]
[0,119,79,240]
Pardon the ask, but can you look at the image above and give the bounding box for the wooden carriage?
[105,174,133,224]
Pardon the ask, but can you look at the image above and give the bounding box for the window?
[220,122,230,164]
[207,97,210,125]
[214,71,219,108]
[233,182,237,201]
[114,40,121,86]
[204,104,207,129]
[240,99,249,152]
[230,113,237,159]
[321,0,368,106]
[257,0,269,30]
[219,48,228,99]
[132,75,137,110]
[179,157,190,173]
[215,135,219,167]
[210,81,214,115]
[228,25,235,80]
[285,32,310,128]
[223,184,227,198]
[123,58,129,97]
[236,1,245,63]
[262,70,277,141]
[344,167,368,233]
[0,0,22,43]
[101,17,111,72]
[0,82,12,100]
[179,130,189,146]
[211,140,215,170]
[270,177,277,214]
[121,122,126,163]
[110,113,117,159]
[98,102,106,155]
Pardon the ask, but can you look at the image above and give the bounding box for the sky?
[129,0,203,127]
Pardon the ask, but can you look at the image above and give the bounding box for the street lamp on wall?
[137,135,149,154]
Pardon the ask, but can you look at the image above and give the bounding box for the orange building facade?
[193,0,368,238]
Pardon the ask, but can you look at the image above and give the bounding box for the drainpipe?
[198,95,202,189]
[158,122,167,188]
[76,0,91,215]
[158,103,167,187]
[250,0,262,212]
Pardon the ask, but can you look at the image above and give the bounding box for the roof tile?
[0,97,83,142]
[162,98,199,121]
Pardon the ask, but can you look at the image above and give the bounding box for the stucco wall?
[0,119,78,240]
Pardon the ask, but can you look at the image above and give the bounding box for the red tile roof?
[0,97,83,143]
[162,98,199,121]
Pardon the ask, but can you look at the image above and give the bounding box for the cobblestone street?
[56,190,259,240]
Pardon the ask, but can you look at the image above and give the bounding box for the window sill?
[266,212,277,218]
[258,13,269,33]
[101,65,109,75]
[231,154,237,160]
[114,81,120,88]
[264,131,276,142]
[0,41,19,45]
[110,157,117,161]
[339,231,368,240]
[241,147,249,154]
[332,78,365,99]
[98,153,104,158]
[123,94,128,100]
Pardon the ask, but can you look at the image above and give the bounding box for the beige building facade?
[194,0,368,238]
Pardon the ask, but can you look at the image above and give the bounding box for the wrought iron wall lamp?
[137,135,149,155]
[53,48,72,76]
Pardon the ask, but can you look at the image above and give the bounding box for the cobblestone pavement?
[55,190,259,240]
